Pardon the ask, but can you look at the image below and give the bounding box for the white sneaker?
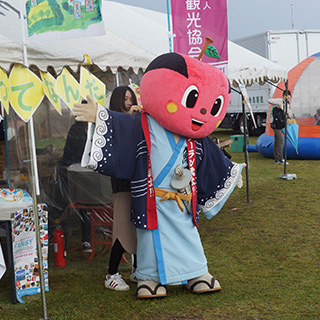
[81,241,92,253]
[130,268,138,283]
[105,273,130,291]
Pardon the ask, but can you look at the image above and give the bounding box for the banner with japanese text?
[80,67,105,106]
[56,68,81,111]
[25,0,104,42]
[171,0,228,74]
[40,71,62,115]
[3,63,109,122]
[11,203,49,303]
[9,65,44,122]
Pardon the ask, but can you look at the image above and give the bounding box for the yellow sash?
[154,188,192,212]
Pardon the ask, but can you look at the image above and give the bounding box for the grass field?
[1,129,319,320]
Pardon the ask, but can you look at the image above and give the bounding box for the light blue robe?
[136,117,208,285]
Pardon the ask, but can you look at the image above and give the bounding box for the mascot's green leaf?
[204,45,221,59]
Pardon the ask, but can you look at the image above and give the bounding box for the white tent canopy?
[0,1,169,73]
[228,41,287,87]
[0,1,287,83]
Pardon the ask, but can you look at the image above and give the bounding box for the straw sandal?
[137,280,167,299]
[184,273,222,294]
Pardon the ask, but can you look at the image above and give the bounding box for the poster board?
[11,203,49,303]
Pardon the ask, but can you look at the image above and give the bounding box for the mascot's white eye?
[211,95,224,116]
[181,85,199,108]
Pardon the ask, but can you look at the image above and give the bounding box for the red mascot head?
[140,52,231,139]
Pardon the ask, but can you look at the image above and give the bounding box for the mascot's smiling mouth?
[192,119,204,131]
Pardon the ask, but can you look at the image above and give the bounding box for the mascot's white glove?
[236,163,247,188]
[236,174,243,188]
[73,95,98,123]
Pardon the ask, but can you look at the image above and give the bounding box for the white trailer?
[222,29,320,135]
[236,29,320,70]
[221,83,272,135]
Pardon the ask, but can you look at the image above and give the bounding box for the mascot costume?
[74,52,244,299]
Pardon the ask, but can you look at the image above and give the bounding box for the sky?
[109,0,320,40]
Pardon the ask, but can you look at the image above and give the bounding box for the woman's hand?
[129,105,143,116]
[73,95,98,123]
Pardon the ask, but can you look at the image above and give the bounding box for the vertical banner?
[11,203,49,303]
[25,0,105,42]
[171,0,228,73]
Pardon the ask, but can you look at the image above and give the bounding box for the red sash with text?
[141,112,198,229]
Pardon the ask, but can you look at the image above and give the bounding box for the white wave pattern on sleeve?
[199,163,241,213]
[81,105,109,170]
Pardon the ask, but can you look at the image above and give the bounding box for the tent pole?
[19,1,48,318]
[231,87,251,202]
[166,0,173,52]
[19,0,40,194]
[3,113,11,188]
[241,94,251,203]
[116,70,120,87]
[283,81,288,175]
[27,121,48,320]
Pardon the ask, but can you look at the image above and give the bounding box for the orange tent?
[257,52,320,159]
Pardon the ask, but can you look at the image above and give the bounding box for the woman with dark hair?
[105,86,142,291]
[109,86,139,113]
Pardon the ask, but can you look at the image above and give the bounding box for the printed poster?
[25,0,105,42]
[11,204,49,303]
[171,0,228,74]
